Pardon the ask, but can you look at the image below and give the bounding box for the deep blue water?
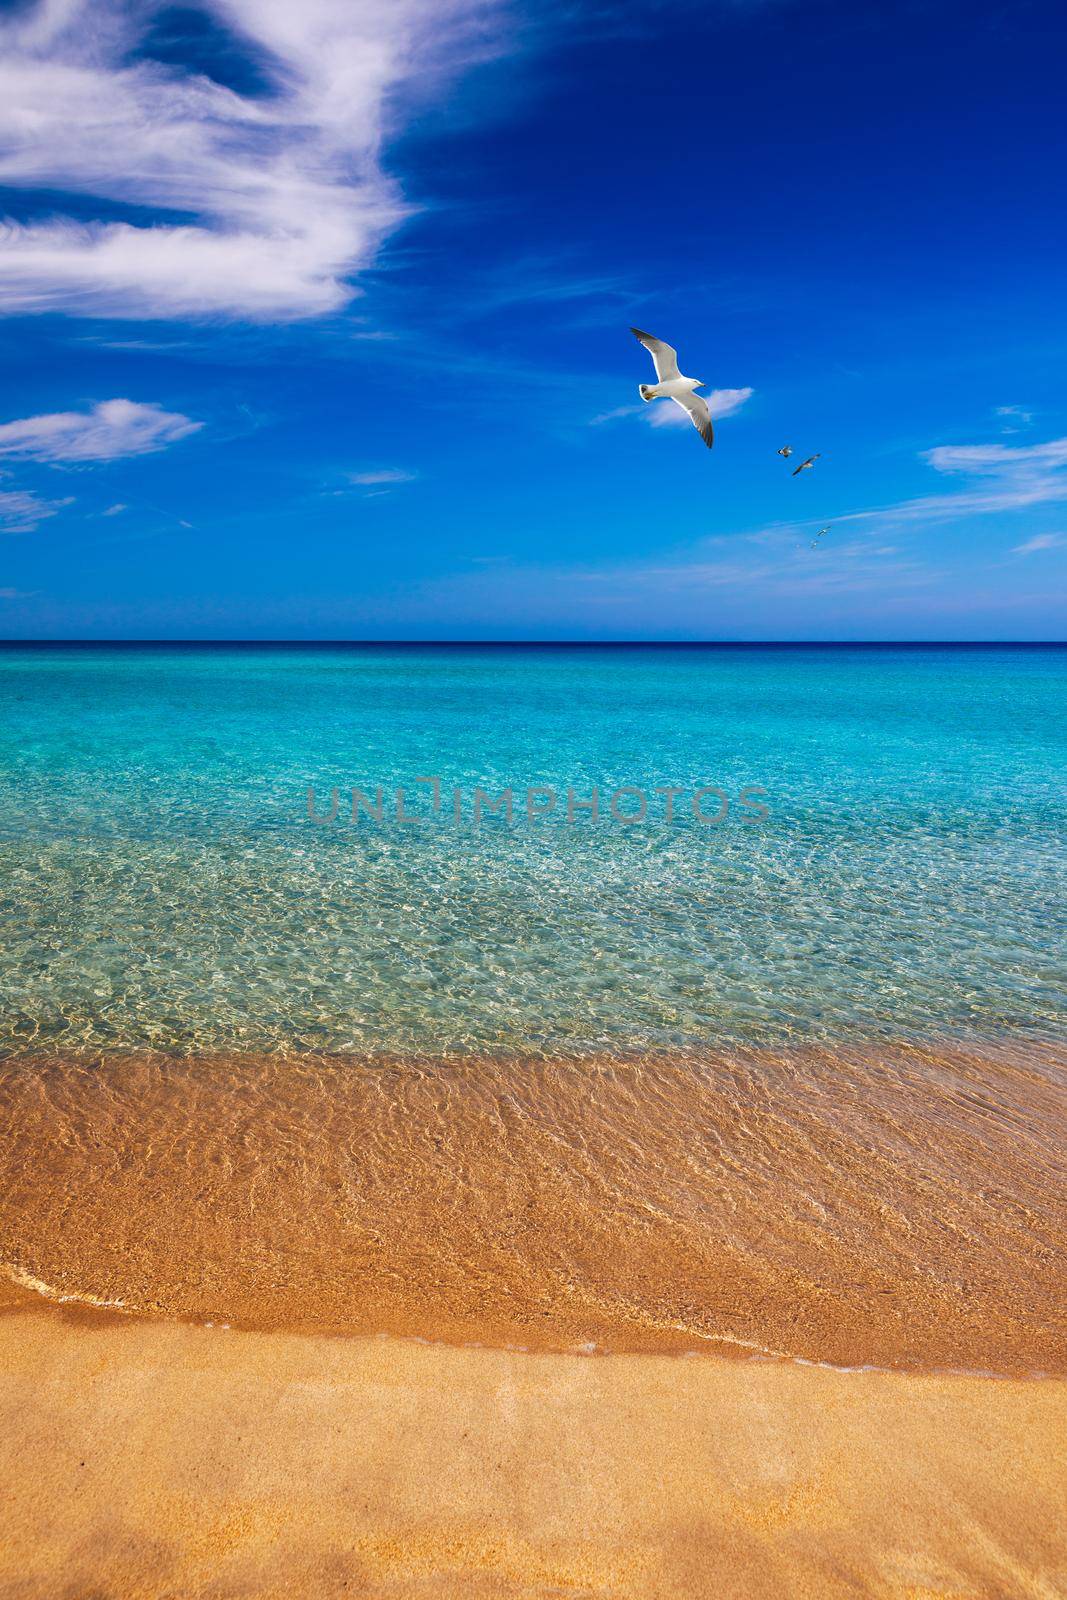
[0,643,1063,1056]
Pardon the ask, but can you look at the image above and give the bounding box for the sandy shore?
[2,1044,1064,1593]
[2,1044,1064,1371]
[1,1306,1065,1599]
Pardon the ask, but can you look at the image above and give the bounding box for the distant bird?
[777,445,793,458]
[809,526,830,550]
[792,453,821,477]
[630,328,714,449]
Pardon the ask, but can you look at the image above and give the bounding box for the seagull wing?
[630,327,681,382]
[672,391,714,449]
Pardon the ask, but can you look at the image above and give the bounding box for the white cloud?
[0,400,202,462]
[592,387,754,431]
[347,468,417,486]
[1013,532,1066,555]
[705,386,755,422]
[924,439,1067,476]
[0,0,504,321]
[835,436,1067,531]
[0,486,71,533]
[101,502,128,516]
[589,404,643,426]
[995,404,1034,428]
[647,386,754,426]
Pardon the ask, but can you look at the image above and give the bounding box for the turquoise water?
[0,643,1063,1057]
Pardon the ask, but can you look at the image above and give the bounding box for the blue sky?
[0,0,1064,640]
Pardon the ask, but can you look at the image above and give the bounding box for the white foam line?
[2,1265,1054,1381]
[2,1262,129,1313]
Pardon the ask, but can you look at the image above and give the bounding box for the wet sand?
[0,1306,1065,1599]
[1,1043,1065,1371]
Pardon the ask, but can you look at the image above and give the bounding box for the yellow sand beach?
[1,1305,1065,1598]
[1,1042,1065,1596]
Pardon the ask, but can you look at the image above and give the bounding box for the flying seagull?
[630,328,714,449]
[809,528,830,549]
[777,445,793,458]
[792,453,821,477]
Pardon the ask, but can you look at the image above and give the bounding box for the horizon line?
[1,639,1065,649]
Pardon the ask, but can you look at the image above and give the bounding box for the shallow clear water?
[0,643,1064,1057]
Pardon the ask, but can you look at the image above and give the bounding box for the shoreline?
[1,1272,1061,1384]
[2,1305,1065,1599]
[1,1041,1064,1374]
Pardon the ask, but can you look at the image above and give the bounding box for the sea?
[0,641,1063,1059]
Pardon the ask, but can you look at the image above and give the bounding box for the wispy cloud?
[591,386,754,430]
[648,386,754,426]
[347,468,417,486]
[0,486,71,533]
[0,401,202,463]
[101,502,128,517]
[924,439,1067,475]
[587,536,935,600]
[589,403,643,426]
[1013,532,1065,556]
[995,404,1034,432]
[0,0,506,321]
[836,435,1067,531]
[404,426,1067,626]
[409,519,939,632]
[462,255,636,318]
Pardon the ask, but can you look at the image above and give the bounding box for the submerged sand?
[1,1042,1065,1371]
[1,1307,1065,1599]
